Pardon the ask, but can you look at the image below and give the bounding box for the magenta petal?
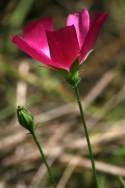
[80,12,108,62]
[23,17,54,57]
[11,35,55,67]
[66,9,90,48]
[46,26,80,70]
[11,35,72,71]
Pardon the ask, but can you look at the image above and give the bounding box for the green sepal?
[55,59,80,88]
[17,106,34,133]
[65,60,80,88]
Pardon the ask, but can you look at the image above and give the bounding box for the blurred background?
[0,0,125,187]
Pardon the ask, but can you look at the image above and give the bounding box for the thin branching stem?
[74,84,99,188]
[32,129,57,188]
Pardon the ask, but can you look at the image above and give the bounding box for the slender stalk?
[32,129,57,188]
[74,84,99,188]
[118,176,125,188]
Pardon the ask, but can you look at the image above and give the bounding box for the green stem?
[118,176,125,188]
[32,129,57,188]
[74,84,99,188]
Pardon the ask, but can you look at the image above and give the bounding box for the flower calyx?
[64,60,80,88]
[17,106,34,133]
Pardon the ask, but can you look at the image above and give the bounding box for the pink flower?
[11,9,108,72]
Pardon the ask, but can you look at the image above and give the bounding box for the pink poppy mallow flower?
[11,9,108,72]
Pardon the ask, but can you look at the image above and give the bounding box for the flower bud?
[17,106,34,132]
